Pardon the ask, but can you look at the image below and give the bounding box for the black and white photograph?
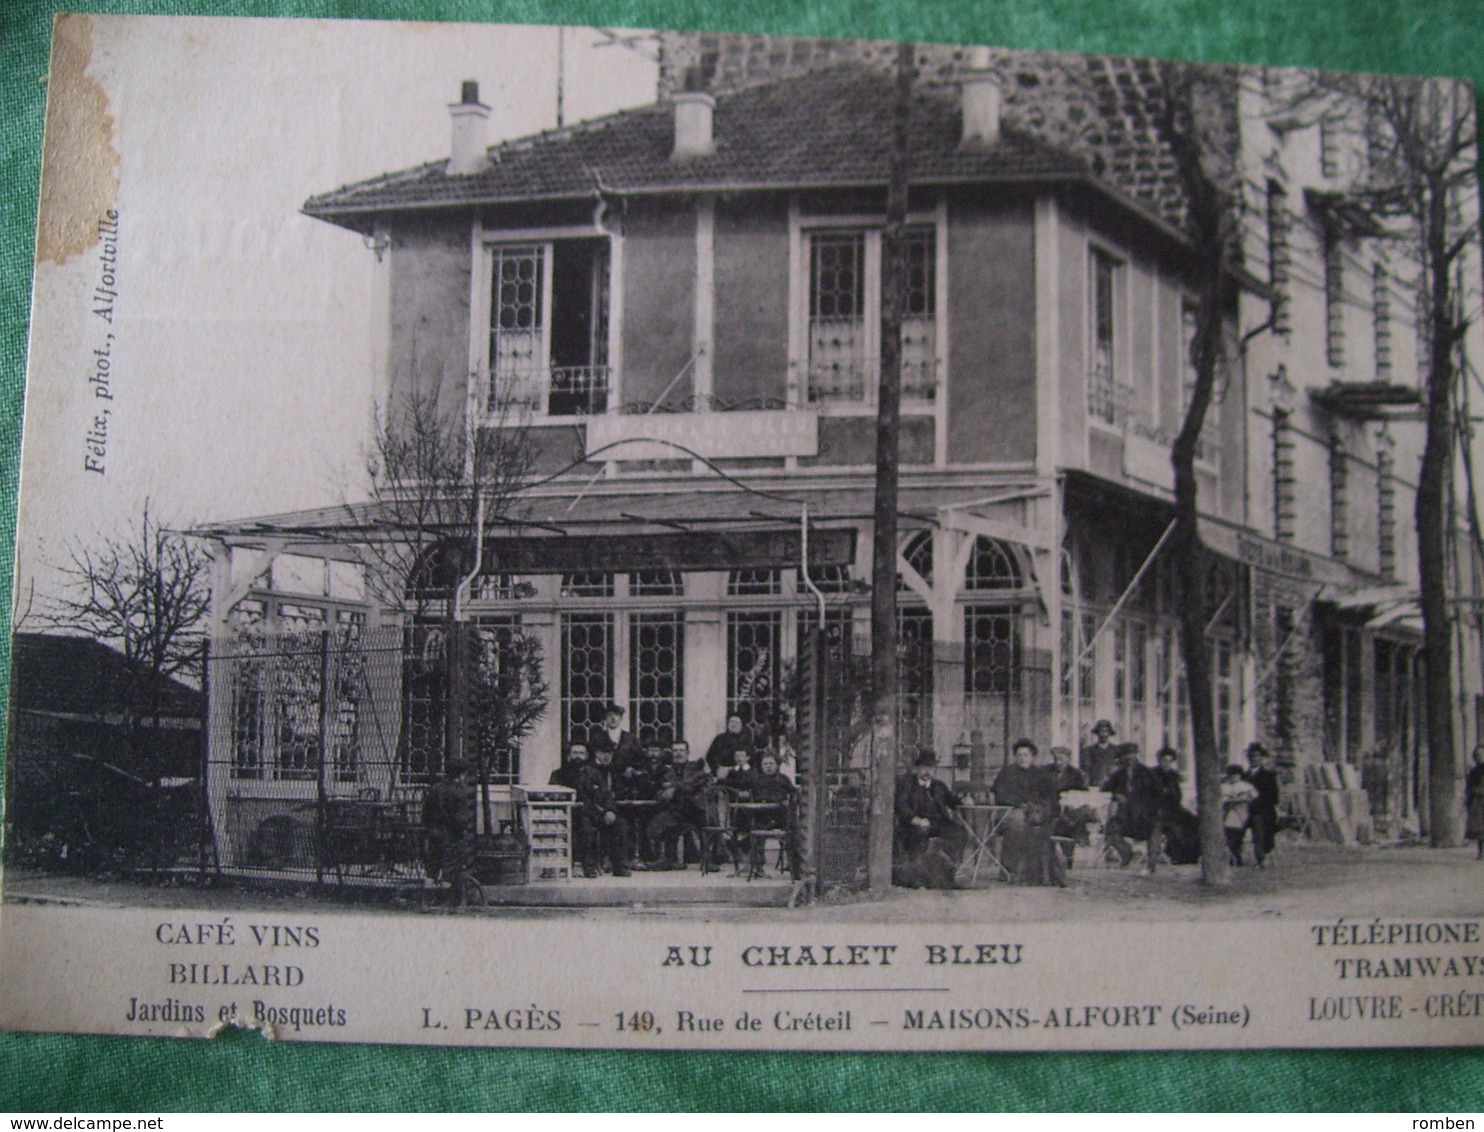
[3,12,1483,1052]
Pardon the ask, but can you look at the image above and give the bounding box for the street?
[5,838,1481,923]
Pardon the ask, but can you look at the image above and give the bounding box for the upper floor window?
[485,240,610,419]
[1087,247,1126,426]
[1324,231,1346,368]
[1330,433,1350,560]
[1319,117,1342,179]
[1373,260,1392,380]
[1266,181,1292,335]
[805,226,937,406]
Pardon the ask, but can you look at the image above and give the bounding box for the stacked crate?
[1300,762,1374,845]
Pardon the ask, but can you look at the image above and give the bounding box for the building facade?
[194,43,1483,867]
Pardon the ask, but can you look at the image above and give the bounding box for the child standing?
[1221,764,1258,866]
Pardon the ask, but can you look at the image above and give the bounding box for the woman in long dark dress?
[1466,746,1484,860]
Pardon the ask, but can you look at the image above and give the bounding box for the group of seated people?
[893,731,1203,888]
[549,705,798,879]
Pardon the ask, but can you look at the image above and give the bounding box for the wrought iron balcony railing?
[487,364,611,418]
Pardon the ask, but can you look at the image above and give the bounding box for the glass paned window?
[1267,182,1291,334]
[808,232,868,403]
[898,607,934,753]
[630,612,684,746]
[400,624,446,784]
[964,605,1020,699]
[901,228,938,400]
[562,572,614,598]
[486,241,610,417]
[1214,638,1235,758]
[630,570,682,597]
[1128,620,1147,745]
[1079,613,1097,723]
[799,564,854,594]
[729,568,781,596]
[1088,248,1123,425]
[965,537,1022,591]
[562,613,614,748]
[1325,233,1346,367]
[490,245,545,411]
[728,611,781,745]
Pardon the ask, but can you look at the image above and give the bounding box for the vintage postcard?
[3,12,1484,1053]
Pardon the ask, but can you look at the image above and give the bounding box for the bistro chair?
[743,798,796,881]
[700,787,739,876]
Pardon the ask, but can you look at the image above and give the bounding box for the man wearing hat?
[1244,742,1281,868]
[894,749,967,864]
[589,703,643,775]
[550,738,632,878]
[1081,719,1121,788]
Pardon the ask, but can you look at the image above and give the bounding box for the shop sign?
[586,410,819,461]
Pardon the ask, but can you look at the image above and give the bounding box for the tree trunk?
[867,41,914,890]
[1156,62,1235,885]
[1171,286,1229,885]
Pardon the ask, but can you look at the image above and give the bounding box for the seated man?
[992,739,1062,886]
[647,740,712,869]
[550,739,631,878]
[894,749,968,865]
[617,742,665,802]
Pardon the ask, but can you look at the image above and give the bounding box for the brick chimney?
[960,47,1002,149]
[447,80,490,176]
[671,90,716,160]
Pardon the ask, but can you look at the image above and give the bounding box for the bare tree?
[1322,74,1479,845]
[357,388,534,618]
[1156,61,1244,886]
[356,387,547,789]
[47,503,211,760]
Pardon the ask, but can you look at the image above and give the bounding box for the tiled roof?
[304,64,1119,224]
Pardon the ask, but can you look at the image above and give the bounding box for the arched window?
[965,536,1021,591]
[562,572,614,598]
[630,570,682,597]
[729,568,781,596]
[799,563,854,593]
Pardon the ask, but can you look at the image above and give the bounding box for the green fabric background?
[2,0,1483,1113]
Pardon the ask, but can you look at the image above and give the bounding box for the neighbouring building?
[192,38,1484,877]
[5,632,204,868]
